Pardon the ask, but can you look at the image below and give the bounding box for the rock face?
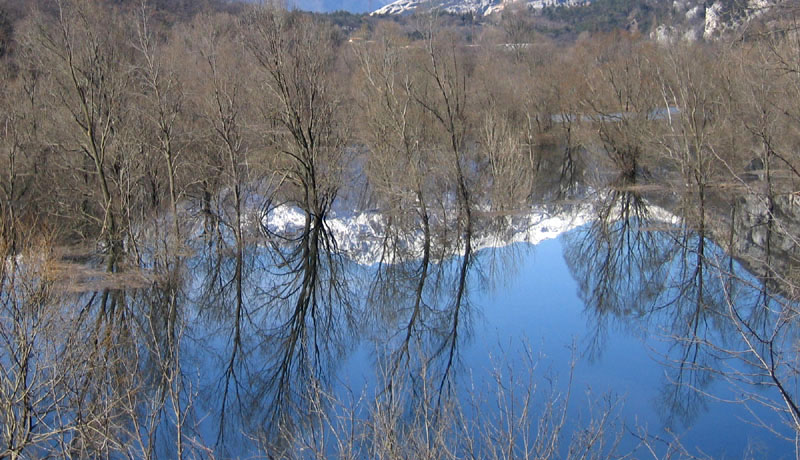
[651,0,776,42]
[371,0,586,16]
[372,0,775,41]
[733,192,800,293]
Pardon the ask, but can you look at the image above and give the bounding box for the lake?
[177,195,797,459]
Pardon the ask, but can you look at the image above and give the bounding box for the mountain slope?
[372,0,586,16]
[371,0,774,42]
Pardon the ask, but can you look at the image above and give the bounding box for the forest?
[1,0,800,458]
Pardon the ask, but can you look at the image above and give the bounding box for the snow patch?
[372,0,585,16]
[261,204,597,266]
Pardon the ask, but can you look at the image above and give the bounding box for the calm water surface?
[343,228,794,459]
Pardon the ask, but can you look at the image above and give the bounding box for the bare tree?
[242,5,356,442]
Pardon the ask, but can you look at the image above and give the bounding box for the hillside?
[370,0,772,40]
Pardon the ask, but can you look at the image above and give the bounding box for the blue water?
[177,222,797,458]
[345,232,796,458]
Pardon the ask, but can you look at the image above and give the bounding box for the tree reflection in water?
[562,174,800,435]
[563,185,673,358]
[182,177,800,457]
